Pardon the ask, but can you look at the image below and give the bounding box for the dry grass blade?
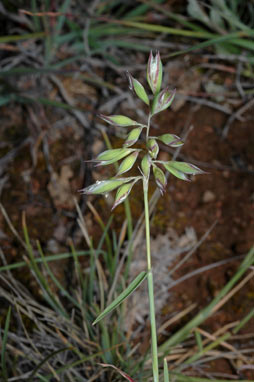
[0,203,26,249]
[211,269,254,314]
[158,304,197,335]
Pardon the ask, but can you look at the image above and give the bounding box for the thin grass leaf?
[0,250,93,272]
[159,246,254,353]
[27,347,70,382]
[22,214,67,317]
[88,202,114,269]
[99,321,113,364]
[1,306,11,382]
[0,32,46,43]
[96,217,114,274]
[110,19,214,38]
[42,348,110,379]
[167,30,254,58]
[54,0,71,36]
[169,373,252,382]
[187,0,211,25]
[13,94,89,113]
[36,241,79,308]
[37,376,48,382]
[93,271,147,325]
[185,332,230,366]
[164,358,169,382]
[99,363,136,382]
[111,19,254,55]
[111,229,119,277]
[194,330,203,352]
[91,38,151,53]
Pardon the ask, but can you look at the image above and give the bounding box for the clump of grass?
[0,205,137,380]
[187,0,254,55]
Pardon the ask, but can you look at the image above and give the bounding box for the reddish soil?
[0,66,253,379]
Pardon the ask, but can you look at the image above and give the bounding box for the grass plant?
[1,2,254,379]
[0,202,136,380]
[79,51,254,381]
[80,51,204,382]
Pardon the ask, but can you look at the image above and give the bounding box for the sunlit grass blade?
[184,331,230,366]
[99,320,113,364]
[0,32,46,43]
[36,241,80,308]
[1,306,11,382]
[167,32,254,58]
[107,19,214,38]
[0,249,94,273]
[163,358,169,382]
[194,330,203,352]
[93,271,147,325]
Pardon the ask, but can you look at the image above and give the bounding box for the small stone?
[92,139,104,156]
[203,190,215,203]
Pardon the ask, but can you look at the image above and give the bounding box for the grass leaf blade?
[93,271,147,325]
[1,306,11,382]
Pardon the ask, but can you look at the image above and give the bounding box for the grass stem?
[144,183,159,382]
